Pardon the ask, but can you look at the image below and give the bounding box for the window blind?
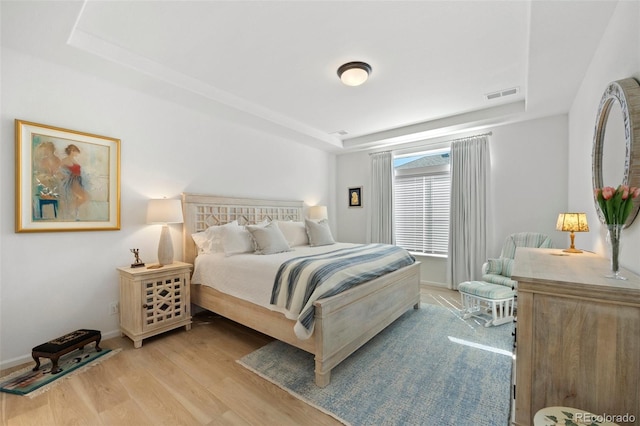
[394,173,450,255]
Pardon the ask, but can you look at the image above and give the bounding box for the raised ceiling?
[1,1,619,152]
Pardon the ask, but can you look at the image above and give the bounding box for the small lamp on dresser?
[147,198,184,266]
[556,212,589,253]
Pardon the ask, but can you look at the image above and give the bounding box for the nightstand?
[117,261,192,348]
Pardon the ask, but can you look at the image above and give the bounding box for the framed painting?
[15,119,121,232]
[348,186,362,208]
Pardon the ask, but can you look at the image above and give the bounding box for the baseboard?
[420,280,449,289]
[0,329,122,371]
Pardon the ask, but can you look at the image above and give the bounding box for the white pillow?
[222,224,255,256]
[191,231,211,254]
[246,221,291,255]
[305,219,335,246]
[191,221,238,254]
[276,221,309,246]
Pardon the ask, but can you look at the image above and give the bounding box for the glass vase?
[606,224,627,280]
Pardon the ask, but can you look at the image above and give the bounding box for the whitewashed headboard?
[182,193,304,265]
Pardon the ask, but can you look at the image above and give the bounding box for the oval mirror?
[592,78,640,227]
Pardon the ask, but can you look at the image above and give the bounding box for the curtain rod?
[448,132,492,144]
[368,132,493,155]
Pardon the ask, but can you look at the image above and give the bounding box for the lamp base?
[157,225,174,266]
[563,247,583,253]
[563,231,583,254]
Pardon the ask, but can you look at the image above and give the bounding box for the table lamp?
[556,213,589,253]
[308,205,328,220]
[147,198,183,266]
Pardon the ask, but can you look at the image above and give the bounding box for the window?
[394,149,451,255]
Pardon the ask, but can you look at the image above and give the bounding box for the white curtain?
[448,136,489,289]
[369,151,394,244]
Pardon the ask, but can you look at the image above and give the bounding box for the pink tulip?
[631,187,640,198]
[602,186,616,200]
[622,186,630,199]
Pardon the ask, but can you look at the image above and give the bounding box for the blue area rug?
[239,304,514,425]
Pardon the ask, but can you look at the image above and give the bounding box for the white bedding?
[191,242,359,313]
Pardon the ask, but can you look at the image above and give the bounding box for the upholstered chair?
[482,232,554,289]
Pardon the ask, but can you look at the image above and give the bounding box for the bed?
[182,193,421,387]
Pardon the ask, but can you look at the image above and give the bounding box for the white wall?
[568,0,640,275]
[488,116,569,256]
[335,114,569,286]
[0,47,335,368]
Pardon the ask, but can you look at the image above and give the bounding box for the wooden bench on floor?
[32,329,102,374]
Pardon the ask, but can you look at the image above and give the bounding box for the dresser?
[512,248,640,426]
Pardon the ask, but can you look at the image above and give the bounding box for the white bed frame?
[182,193,421,387]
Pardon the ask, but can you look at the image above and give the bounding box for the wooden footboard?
[312,262,420,386]
[191,261,420,387]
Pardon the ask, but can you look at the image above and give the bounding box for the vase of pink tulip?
[595,185,640,280]
[606,223,624,279]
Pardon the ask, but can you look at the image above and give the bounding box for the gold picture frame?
[15,119,121,232]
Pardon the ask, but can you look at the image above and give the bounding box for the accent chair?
[482,232,554,289]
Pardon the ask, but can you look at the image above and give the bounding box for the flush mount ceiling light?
[337,61,372,86]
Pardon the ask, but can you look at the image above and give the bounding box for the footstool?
[32,329,102,374]
[458,281,515,327]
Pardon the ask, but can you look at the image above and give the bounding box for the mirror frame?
[592,77,640,227]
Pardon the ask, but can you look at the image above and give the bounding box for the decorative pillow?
[276,221,309,246]
[485,258,503,275]
[222,224,255,256]
[305,219,335,247]
[246,221,291,255]
[191,221,238,254]
[502,258,514,277]
[191,231,211,254]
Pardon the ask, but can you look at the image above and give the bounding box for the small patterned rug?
[239,304,515,426]
[0,345,119,397]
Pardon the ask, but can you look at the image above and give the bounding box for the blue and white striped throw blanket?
[270,244,415,339]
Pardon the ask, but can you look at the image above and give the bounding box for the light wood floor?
[0,285,459,426]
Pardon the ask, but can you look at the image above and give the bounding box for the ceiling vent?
[485,87,519,101]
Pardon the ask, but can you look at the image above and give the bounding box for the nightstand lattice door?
[142,275,186,331]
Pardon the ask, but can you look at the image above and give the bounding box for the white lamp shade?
[147,199,183,224]
[309,205,328,220]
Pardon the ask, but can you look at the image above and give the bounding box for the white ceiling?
[1,1,619,152]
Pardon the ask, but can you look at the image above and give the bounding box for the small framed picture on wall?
[348,186,362,208]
